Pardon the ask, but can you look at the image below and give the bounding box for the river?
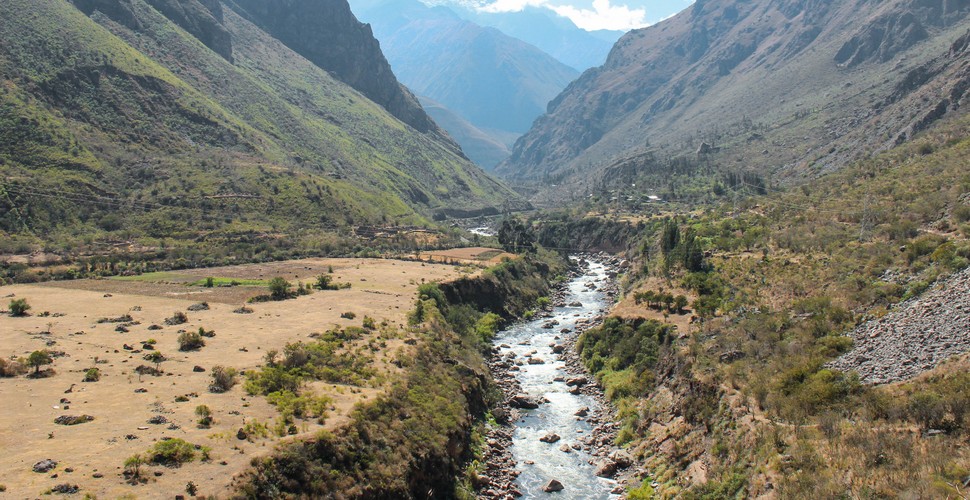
[492,258,619,499]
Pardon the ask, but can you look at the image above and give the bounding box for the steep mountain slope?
[352,0,579,169]
[497,0,970,200]
[418,96,511,170]
[0,0,521,241]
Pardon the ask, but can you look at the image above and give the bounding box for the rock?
[559,443,572,453]
[193,365,206,372]
[509,394,539,409]
[568,386,581,395]
[719,350,746,363]
[610,449,635,468]
[147,415,168,425]
[552,345,565,354]
[565,377,587,387]
[569,301,583,307]
[574,407,589,417]
[237,428,248,440]
[543,479,564,492]
[594,459,618,478]
[92,472,103,478]
[540,433,561,443]
[50,484,79,494]
[54,415,94,426]
[33,459,58,473]
[527,357,545,365]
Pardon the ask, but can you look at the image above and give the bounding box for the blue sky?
[443,0,693,31]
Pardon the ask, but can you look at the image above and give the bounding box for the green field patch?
[190,277,270,287]
[112,272,195,283]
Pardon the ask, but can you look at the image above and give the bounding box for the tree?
[27,350,52,375]
[498,217,535,253]
[8,298,30,317]
[315,274,335,290]
[268,277,291,300]
[662,293,675,312]
[144,351,165,371]
[195,405,213,428]
[674,295,689,314]
[660,219,680,256]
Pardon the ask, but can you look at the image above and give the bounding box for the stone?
[527,357,545,365]
[540,433,561,443]
[54,415,94,426]
[594,459,618,478]
[33,459,58,473]
[610,449,635,468]
[543,479,564,492]
[193,366,206,372]
[559,443,572,453]
[565,377,587,387]
[509,394,539,409]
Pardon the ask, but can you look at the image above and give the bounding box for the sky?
[462,0,693,31]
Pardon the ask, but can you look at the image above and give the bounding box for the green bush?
[145,438,206,466]
[83,367,101,382]
[195,405,213,428]
[8,298,30,316]
[269,277,292,300]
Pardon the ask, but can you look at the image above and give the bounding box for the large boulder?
[509,394,540,409]
[543,479,564,492]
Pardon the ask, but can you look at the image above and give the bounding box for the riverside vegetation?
[238,252,567,497]
[562,112,970,497]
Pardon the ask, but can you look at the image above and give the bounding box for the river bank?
[477,254,632,499]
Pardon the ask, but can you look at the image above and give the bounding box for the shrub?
[83,367,101,382]
[204,277,215,288]
[362,316,376,330]
[0,358,27,377]
[269,277,292,300]
[195,405,213,428]
[210,366,238,393]
[9,298,30,317]
[340,311,356,320]
[178,331,205,351]
[165,311,188,325]
[145,438,200,466]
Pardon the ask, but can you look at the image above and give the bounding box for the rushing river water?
[493,259,618,499]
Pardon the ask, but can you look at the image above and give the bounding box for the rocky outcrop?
[228,0,454,146]
[829,266,970,384]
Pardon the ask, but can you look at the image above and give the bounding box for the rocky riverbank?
[829,266,970,384]
[476,254,633,499]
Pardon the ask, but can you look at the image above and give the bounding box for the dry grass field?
[0,257,465,498]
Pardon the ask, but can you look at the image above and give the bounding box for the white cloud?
[470,0,651,31]
[548,0,649,31]
[477,0,547,13]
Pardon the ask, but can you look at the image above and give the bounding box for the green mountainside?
[0,0,522,248]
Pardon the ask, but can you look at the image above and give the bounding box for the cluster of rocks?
[829,266,970,384]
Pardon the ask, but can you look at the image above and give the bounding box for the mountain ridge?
[496,0,970,203]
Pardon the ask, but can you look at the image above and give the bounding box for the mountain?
[451,6,622,71]
[0,0,523,241]
[496,0,970,201]
[418,96,511,170]
[352,0,579,169]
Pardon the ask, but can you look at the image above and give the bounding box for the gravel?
[829,266,970,384]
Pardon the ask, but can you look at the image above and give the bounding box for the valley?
[2,0,970,498]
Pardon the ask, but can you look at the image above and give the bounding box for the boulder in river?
[509,394,540,409]
[543,479,564,492]
[540,433,561,443]
[527,358,545,365]
[574,407,589,417]
[565,377,587,387]
[594,459,618,478]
